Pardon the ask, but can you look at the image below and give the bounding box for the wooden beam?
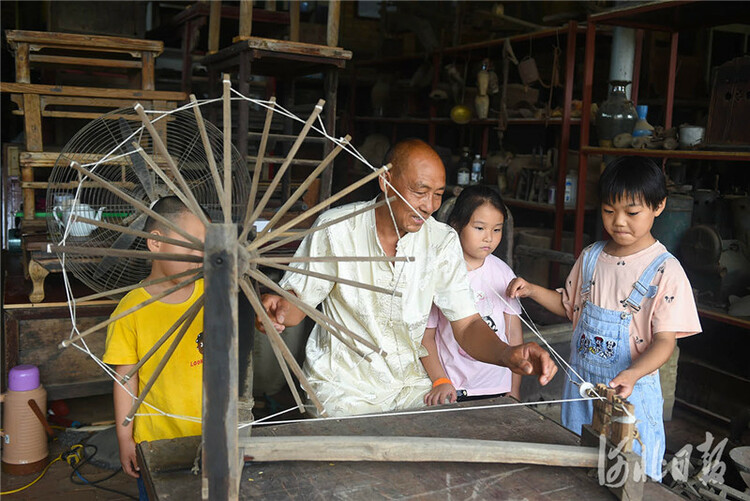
[203,223,239,500]
[239,0,253,38]
[241,436,600,468]
[290,2,300,42]
[5,29,164,54]
[327,0,341,47]
[208,0,222,55]
[0,82,186,101]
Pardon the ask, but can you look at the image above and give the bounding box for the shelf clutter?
[576,1,750,332]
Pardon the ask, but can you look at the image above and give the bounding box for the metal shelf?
[581,146,750,162]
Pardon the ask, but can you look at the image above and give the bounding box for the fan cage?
[46,106,251,296]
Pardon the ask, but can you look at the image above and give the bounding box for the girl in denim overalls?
[507,157,701,480]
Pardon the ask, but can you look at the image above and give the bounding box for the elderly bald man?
[260,139,557,416]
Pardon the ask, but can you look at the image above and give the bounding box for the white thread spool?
[578,381,595,398]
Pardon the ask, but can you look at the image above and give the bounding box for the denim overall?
[561,241,672,480]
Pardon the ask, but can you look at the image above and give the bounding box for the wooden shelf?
[589,0,750,32]
[353,117,581,126]
[504,197,596,213]
[581,146,750,162]
[697,306,750,329]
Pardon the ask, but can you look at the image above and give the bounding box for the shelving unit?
[577,0,750,330]
[352,22,587,272]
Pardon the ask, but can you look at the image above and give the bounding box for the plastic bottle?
[632,104,654,137]
[564,169,577,207]
[470,154,483,185]
[457,148,471,186]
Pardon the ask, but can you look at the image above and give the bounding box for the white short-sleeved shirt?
[280,199,477,416]
[559,241,701,360]
[427,254,521,396]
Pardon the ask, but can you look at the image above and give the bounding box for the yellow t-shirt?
[103,279,204,443]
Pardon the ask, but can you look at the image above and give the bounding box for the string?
[245,396,596,428]
[483,281,635,419]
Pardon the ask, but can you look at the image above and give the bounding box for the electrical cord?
[67,443,137,500]
[0,454,63,495]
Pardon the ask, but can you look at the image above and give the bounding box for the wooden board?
[3,303,117,398]
[138,397,682,500]
[6,29,164,55]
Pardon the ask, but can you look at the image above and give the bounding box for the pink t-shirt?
[427,254,522,396]
[559,241,701,360]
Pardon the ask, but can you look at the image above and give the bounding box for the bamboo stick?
[252,256,414,264]
[248,269,379,359]
[247,99,325,225]
[249,164,390,250]
[258,197,394,254]
[190,94,228,221]
[60,273,202,347]
[69,161,201,245]
[240,275,326,416]
[75,267,202,303]
[123,296,203,424]
[49,245,202,263]
[261,262,401,298]
[240,436,600,468]
[122,296,205,382]
[259,135,350,237]
[240,97,276,242]
[238,279,305,412]
[133,144,196,221]
[71,214,203,251]
[222,75,232,223]
[134,103,210,227]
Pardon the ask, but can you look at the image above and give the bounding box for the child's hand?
[609,369,638,398]
[506,277,534,299]
[118,436,140,478]
[424,383,457,406]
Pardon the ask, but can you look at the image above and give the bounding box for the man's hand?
[609,369,638,398]
[257,294,289,333]
[118,435,140,478]
[502,342,558,386]
[424,383,457,406]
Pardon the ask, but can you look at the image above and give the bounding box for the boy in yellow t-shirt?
[103,197,205,497]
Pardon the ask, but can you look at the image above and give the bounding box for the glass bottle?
[595,81,637,147]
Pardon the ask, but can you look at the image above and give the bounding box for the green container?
[652,194,693,256]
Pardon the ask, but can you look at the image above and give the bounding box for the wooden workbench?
[138,396,681,499]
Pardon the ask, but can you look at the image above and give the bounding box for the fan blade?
[92,213,147,280]
[118,118,155,202]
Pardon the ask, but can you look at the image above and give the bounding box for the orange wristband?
[432,377,452,388]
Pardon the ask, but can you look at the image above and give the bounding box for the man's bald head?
[383,139,444,180]
[377,139,446,236]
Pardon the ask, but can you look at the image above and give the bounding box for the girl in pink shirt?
[421,186,522,405]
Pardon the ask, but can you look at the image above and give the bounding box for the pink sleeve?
[651,260,702,338]
[426,303,440,329]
